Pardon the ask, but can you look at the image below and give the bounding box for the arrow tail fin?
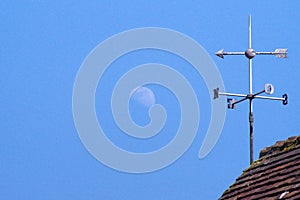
[274,48,288,58]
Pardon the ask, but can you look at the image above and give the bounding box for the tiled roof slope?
[219,135,300,200]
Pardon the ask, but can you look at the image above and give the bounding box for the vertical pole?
[249,100,254,165]
[249,59,253,94]
[248,15,252,49]
[248,15,253,94]
[248,15,254,165]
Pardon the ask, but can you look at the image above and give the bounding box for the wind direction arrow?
[215,48,288,59]
[215,49,244,58]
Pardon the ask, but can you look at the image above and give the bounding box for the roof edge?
[259,135,300,158]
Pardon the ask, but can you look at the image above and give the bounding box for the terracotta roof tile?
[219,135,300,200]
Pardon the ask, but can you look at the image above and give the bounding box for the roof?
[219,135,300,200]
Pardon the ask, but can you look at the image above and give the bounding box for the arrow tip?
[215,49,224,58]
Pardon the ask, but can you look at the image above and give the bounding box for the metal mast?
[214,15,288,165]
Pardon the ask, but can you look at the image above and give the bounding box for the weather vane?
[213,15,288,165]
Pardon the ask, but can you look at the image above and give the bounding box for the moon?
[131,86,155,108]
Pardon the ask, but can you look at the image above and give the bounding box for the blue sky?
[1,1,299,199]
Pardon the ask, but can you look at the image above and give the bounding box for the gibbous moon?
[131,86,155,108]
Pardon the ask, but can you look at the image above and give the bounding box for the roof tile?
[219,135,300,200]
